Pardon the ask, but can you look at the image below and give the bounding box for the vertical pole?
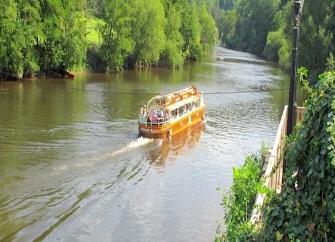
[284,1,304,186]
[287,0,303,135]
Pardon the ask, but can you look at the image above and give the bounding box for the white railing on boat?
[139,116,170,126]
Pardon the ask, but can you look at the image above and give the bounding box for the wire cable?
[65,86,289,95]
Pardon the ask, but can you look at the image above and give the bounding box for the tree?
[234,0,280,54]
[263,29,286,62]
[99,0,134,70]
[216,0,335,76]
[38,0,87,74]
[299,0,335,77]
[326,53,335,71]
[219,9,237,48]
[131,0,166,66]
[199,4,219,54]
[160,1,184,67]
[179,1,203,60]
[0,0,41,79]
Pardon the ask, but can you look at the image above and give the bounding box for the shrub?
[216,155,263,241]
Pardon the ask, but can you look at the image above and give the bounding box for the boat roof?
[146,85,200,109]
[165,95,198,111]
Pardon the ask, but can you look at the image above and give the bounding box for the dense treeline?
[0,0,218,79]
[214,0,335,77]
[0,0,87,80]
[99,0,218,71]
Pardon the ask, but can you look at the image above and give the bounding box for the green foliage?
[99,0,134,70]
[0,0,41,79]
[131,0,166,65]
[218,0,234,10]
[84,0,105,18]
[299,0,335,77]
[216,154,263,241]
[179,1,203,60]
[223,0,280,54]
[0,0,218,77]
[160,2,184,67]
[277,36,291,71]
[260,70,335,241]
[38,0,87,73]
[86,17,104,46]
[326,53,335,71]
[99,0,218,70]
[0,0,87,79]
[199,4,219,54]
[219,9,237,48]
[216,0,335,76]
[263,29,286,62]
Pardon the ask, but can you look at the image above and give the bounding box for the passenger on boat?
[151,112,158,125]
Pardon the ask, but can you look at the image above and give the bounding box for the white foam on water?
[50,137,158,173]
[111,137,156,157]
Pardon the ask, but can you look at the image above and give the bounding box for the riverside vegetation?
[215,154,264,241]
[212,0,335,78]
[0,0,218,80]
[216,69,335,241]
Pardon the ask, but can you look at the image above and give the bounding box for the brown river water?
[0,47,290,241]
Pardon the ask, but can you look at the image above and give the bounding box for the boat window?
[179,106,184,116]
[171,109,177,118]
[185,103,190,113]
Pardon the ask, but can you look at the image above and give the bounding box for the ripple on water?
[0,47,289,242]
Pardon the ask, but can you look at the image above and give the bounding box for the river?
[0,47,290,242]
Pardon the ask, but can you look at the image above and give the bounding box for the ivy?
[260,70,335,241]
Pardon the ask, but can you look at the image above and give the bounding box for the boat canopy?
[165,95,198,111]
[146,85,199,109]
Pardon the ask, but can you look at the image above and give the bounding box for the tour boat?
[138,85,205,139]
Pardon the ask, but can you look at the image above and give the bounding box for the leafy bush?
[100,0,218,70]
[216,155,263,241]
[260,70,335,241]
[0,0,87,79]
[263,29,286,62]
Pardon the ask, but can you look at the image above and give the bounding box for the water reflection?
[148,122,204,167]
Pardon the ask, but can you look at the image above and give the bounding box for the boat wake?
[50,137,159,174]
[111,137,157,157]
